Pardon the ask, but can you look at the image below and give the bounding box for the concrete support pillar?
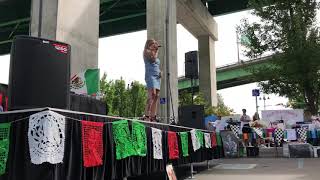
[198,35,217,106]
[147,0,178,123]
[176,0,218,107]
[30,0,99,75]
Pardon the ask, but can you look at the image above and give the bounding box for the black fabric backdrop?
[70,94,107,115]
[0,109,221,180]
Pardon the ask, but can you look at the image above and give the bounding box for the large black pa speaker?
[9,36,71,110]
[178,105,204,129]
[185,51,199,79]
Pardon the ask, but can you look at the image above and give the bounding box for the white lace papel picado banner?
[151,128,163,159]
[204,133,211,148]
[190,129,200,151]
[28,110,66,164]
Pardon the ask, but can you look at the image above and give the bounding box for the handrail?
[178,55,273,80]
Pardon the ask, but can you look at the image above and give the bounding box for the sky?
[0,11,289,117]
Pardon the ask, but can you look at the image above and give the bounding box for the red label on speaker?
[53,43,68,54]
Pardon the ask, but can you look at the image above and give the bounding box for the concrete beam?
[147,0,178,123]
[177,0,218,40]
[30,0,99,75]
[198,35,217,106]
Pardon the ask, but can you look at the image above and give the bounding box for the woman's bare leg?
[144,89,154,119]
[150,89,160,119]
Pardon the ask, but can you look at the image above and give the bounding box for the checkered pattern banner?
[229,125,241,138]
[297,128,307,142]
[274,128,284,145]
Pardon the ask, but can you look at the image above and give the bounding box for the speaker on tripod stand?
[185,51,199,104]
[185,51,199,79]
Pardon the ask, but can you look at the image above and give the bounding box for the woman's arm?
[145,49,157,62]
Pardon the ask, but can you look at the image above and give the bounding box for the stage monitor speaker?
[178,105,204,129]
[185,51,199,79]
[9,36,71,110]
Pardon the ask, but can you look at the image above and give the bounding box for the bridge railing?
[178,55,273,80]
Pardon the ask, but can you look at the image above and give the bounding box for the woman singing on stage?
[143,39,161,122]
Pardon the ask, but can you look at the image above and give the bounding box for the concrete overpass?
[178,55,272,91]
[0,0,250,122]
[0,0,249,55]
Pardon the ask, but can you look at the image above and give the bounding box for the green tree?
[100,74,147,117]
[111,78,127,117]
[179,91,233,116]
[238,0,320,114]
[204,94,234,117]
[179,90,193,106]
[287,97,306,109]
[127,81,147,117]
[100,73,116,115]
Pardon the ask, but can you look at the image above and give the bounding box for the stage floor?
[195,158,320,180]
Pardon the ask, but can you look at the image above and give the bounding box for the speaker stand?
[187,163,197,179]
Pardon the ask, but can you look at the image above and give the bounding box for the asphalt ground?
[194,158,320,180]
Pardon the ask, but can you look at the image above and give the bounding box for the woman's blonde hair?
[253,112,260,121]
[143,39,157,59]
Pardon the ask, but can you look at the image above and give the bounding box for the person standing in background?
[142,39,162,122]
[212,116,226,132]
[240,109,251,133]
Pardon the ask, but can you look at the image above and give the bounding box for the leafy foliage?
[101,73,233,118]
[179,91,233,116]
[287,97,306,109]
[100,73,147,117]
[238,0,320,114]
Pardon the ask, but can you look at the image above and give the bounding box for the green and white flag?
[70,69,99,95]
